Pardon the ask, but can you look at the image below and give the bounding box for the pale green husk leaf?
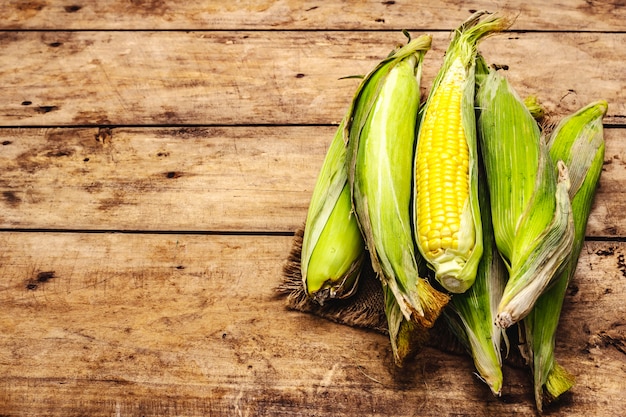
[522,100,607,411]
[301,118,365,304]
[346,34,450,363]
[446,149,507,395]
[476,67,575,328]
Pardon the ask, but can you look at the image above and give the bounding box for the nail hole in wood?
[64,5,82,12]
[36,105,59,113]
[166,171,182,179]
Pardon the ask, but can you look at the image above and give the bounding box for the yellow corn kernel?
[413,11,509,293]
[415,60,468,258]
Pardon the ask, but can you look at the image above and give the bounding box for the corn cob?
[521,100,607,411]
[413,11,508,293]
[476,66,575,329]
[301,118,365,304]
[346,34,449,363]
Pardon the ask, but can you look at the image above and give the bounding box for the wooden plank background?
[1,1,624,416]
[0,31,624,126]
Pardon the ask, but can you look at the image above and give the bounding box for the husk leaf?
[346,34,449,363]
[522,100,607,411]
[476,67,575,328]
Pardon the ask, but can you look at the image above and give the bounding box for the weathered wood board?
[0,127,625,236]
[2,0,626,31]
[0,233,624,416]
[0,31,624,126]
[0,1,625,415]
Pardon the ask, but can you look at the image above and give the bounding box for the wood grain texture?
[0,126,322,232]
[0,31,623,127]
[2,0,626,31]
[0,126,623,236]
[0,232,624,416]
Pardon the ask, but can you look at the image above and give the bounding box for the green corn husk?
[521,100,607,411]
[301,118,366,304]
[413,11,510,294]
[476,65,575,329]
[346,34,450,363]
[447,55,507,390]
[445,160,508,396]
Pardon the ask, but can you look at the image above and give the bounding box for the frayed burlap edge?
[276,226,467,355]
[276,226,388,334]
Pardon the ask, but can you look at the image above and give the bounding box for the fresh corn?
[301,118,365,304]
[521,100,607,411]
[413,11,508,293]
[346,34,449,362]
[476,66,575,329]
[445,134,508,396]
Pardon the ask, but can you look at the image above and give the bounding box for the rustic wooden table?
[0,1,624,415]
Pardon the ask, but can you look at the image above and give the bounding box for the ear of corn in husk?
[521,100,607,411]
[301,118,366,304]
[476,66,575,329]
[346,34,450,363]
[413,11,509,293]
[446,56,508,391]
